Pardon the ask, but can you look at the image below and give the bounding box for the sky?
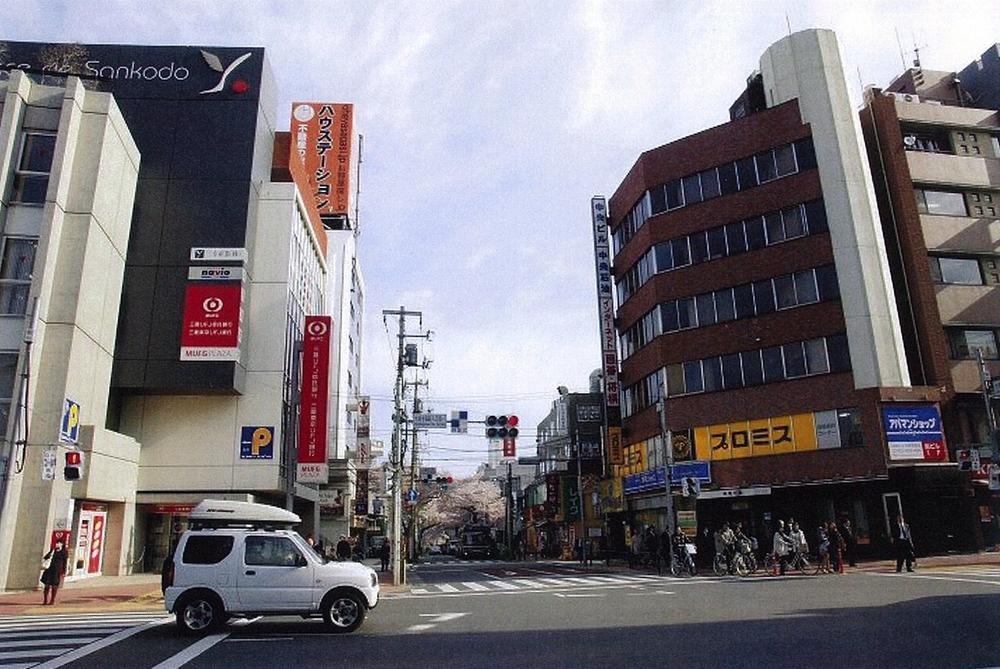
[2,0,998,476]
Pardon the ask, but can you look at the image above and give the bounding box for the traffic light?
[64,450,84,481]
[435,476,453,490]
[485,415,519,439]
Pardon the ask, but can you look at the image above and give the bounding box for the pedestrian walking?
[817,523,831,573]
[379,540,391,572]
[828,522,845,573]
[40,541,69,605]
[893,514,915,572]
[336,534,352,561]
[772,520,792,575]
[839,518,857,567]
[630,528,642,568]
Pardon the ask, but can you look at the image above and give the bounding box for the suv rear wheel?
[176,592,224,634]
[322,590,366,633]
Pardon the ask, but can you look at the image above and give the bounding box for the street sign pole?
[977,350,998,435]
[656,386,675,572]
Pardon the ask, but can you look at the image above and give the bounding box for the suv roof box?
[188,500,301,529]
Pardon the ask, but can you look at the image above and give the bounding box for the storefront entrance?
[71,503,108,579]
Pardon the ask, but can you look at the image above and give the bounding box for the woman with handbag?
[40,541,69,605]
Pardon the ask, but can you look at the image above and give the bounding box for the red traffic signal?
[486,415,519,439]
[64,450,84,481]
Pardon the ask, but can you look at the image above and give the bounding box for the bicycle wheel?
[763,553,775,573]
[687,554,697,576]
[713,554,727,576]
[795,553,810,575]
[733,554,749,577]
[745,553,758,573]
[668,554,680,576]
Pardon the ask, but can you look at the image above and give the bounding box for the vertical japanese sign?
[298,316,332,483]
[179,283,242,361]
[545,474,561,516]
[356,395,371,464]
[592,197,623,465]
[291,102,353,218]
[88,514,105,574]
[355,469,369,516]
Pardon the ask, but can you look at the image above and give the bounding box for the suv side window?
[245,536,302,567]
[182,536,235,565]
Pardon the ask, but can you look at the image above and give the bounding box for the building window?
[11,133,56,204]
[0,353,16,436]
[0,238,37,315]
[837,408,863,447]
[947,329,999,359]
[915,189,967,216]
[929,257,983,285]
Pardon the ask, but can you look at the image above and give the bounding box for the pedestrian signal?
[64,450,84,481]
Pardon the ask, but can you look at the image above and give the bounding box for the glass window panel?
[921,190,967,216]
[661,300,679,332]
[0,239,37,281]
[654,242,673,272]
[804,338,829,374]
[838,408,863,447]
[700,168,721,200]
[677,297,697,329]
[794,269,819,304]
[0,354,17,398]
[937,257,982,285]
[755,150,778,182]
[734,283,755,319]
[649,186,667,215]
[714,288,736,322]
[721,353,744,390]
[762,346,785,382]
[783,205,806,238]
[764,211,785,244]
[665,364,685,397]
[826,333,852,371]
[11,176,48,204]
[718,162,739,195]
[702,357,723,392]
[0,286,30,315]
[682,174,702,206]
[783,341,807,377]
[793,137,817,170]
[683,361,704,394]
[725,222,747,255]
[775,144,797,176]
[744,216,766,250]
[753,279,776,314]
[741,350,764,386]
[948,329,998,359]
[815,265,840,300]
[671,238,691,267]
[696,292,717,327]
[773,275,797,309]
[736,156,758,190]
[689,231,709,264]
[18,133,56,173]
[804,199,828,232]
[665,179,684,209]
[707,227,728,259]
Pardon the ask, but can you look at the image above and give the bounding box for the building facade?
[859,44,1000,548]
[608,29,973,558]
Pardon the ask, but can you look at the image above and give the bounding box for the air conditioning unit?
[886,91,920,104]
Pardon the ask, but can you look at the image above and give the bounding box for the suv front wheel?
[322,589,366,633]
[176,591,224,634]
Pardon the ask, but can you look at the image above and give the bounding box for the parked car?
[164,500,379,634]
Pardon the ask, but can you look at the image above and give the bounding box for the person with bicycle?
[772,520,793,575]
[719,522,737,573]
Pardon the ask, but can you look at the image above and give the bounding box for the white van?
[163,500,379,634]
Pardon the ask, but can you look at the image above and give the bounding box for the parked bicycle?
[668,540,698,577]
[713,549,751,576]
[764,548,810,575]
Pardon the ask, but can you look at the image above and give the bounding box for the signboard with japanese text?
[502,437,517,459]
[413,413,448,429]
[188,266,244,281]
[623,461,711,495]
[693,409,860,462]
[592,197,623,468]
[179,283,242,361]
[240,426,274,460]
[883,404,947,462]
[297,316,332,483]
[355,469,369,516]
[563,477,581,522]
[545,474,561,515]
[291,102,354,218]
[190,247,247,262]
[355,395,371,464]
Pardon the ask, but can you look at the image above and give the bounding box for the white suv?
[164,500,379,634]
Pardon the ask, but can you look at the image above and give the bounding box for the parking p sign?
[240,426,275,460]
[59,399,80,444]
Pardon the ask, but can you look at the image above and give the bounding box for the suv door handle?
[245,570,256,576]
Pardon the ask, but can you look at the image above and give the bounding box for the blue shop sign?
[624,461,711,495]
[882,405,943,442]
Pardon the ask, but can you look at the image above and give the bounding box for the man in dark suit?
[893,514,915,572]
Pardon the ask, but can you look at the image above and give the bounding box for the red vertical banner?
[298,316,332,484]
[88,514,105,574]
[502,437,516,458]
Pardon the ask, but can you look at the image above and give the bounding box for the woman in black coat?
[41,541,69,605]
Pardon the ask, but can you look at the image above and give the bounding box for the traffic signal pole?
[656,389,675,571]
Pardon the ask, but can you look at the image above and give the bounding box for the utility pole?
[407,377,428,562]
[381,307,431,586]
[575,440,586,568]
[656,387,675,570]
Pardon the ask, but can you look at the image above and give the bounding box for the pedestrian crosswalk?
[0,611,169,668]
[406,572,695,596]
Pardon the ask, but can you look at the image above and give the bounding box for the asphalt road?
[37,560,1000,669]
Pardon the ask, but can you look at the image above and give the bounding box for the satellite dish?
[903,135,917,148]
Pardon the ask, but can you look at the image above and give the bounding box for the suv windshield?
[302,539,327,564]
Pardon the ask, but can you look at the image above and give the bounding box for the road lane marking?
[225,637,294,642]
[0,649,63,660]
[33,616,172,669]
[460,582,489,591]
[553,593,605,598]
[511,579,544,588]
[872,572,1000,587]
[150,632,230,669]
[0,629,122,639]
[485,581,519,590]
[436,584,459,593]
[0,638,101,648]
[418,613,468,623]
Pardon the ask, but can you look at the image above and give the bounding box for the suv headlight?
[371,571,378,587]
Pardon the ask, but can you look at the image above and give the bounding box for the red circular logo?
[232,79,249,94]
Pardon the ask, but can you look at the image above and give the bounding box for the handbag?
[41,555,51,570]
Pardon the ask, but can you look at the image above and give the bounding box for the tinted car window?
[183,535,235,565]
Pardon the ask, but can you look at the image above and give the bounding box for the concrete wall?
[760,28,910,390]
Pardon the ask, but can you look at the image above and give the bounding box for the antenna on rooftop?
[894,28,906,71]
[785,13,792,36]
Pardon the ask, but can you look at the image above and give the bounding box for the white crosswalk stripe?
[402,572,695,597]
[0,611,168,668]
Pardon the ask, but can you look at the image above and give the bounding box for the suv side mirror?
[296,554,308,567]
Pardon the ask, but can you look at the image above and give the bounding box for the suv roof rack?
[187,500,301,530]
